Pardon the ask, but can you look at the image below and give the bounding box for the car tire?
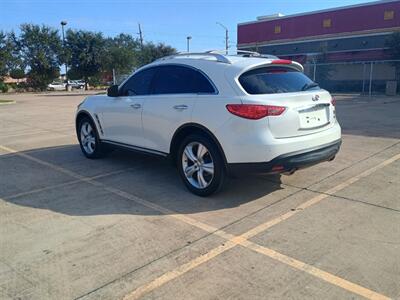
[77,117,108,159]
[177,134,226,196]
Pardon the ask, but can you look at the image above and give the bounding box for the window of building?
[323,19,332,28]
[274,25,281,34]
[384,10,394,20]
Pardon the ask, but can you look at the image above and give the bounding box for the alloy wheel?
[80,122,96,155]
[182,142,214,189]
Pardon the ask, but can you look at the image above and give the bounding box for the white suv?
[76,51,341,196]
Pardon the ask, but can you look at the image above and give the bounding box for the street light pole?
[186,36,192,52]
[60,21,68,86]
[216,22,228,54]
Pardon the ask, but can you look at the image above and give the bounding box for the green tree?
[0,31,12,80]
[137,42,177,66]
[19,24,62,90]
[66,30,105,89]
[102,33,141,75]
[9,68,25,79]
[7,32,26,75]
[386,32,400,85]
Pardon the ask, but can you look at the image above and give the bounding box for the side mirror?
[107,85,119,97]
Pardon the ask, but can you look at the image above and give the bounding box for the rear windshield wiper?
[301,82,319,91]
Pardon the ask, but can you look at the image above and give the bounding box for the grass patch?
[0,99,15,105]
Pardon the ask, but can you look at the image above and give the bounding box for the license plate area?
[298,104,329,129]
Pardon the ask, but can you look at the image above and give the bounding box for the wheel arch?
[75,110,100,136]
[169,123,228,166]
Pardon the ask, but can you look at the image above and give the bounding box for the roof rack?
[156,52,231,64]
[235,50,261,56]
[207,49,278,59]
[206,49,260,57]
[155,50,279,64]
[236,50,278,59]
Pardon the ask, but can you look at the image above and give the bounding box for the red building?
[237,0,400,64]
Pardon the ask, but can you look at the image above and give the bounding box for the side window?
[152,65,215,94]
[120,68,156,96]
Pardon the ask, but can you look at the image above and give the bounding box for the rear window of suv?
[238,66,320,94]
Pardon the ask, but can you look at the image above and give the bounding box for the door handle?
[173,105,188,110]
[130,103,141,109]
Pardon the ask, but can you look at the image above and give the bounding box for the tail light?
[226,104,286,120]
[331,97,336,106]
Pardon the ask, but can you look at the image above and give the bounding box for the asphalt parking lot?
[1,92,399,300]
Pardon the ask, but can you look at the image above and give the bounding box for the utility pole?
[138,23,144,48]
[216,22,228,54]
[60,20,68,89]
[186,36,192,52]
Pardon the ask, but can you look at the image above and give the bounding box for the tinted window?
[239,67,320,94]
[120,68,156,96]
[152,65,215,94]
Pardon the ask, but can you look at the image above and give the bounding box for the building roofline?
[237,0,400,26]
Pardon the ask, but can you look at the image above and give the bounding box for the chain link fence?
[303,60,400,95]
[112,70,131,85]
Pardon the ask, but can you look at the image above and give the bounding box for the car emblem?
[312,95,320,102]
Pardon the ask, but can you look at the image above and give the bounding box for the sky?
[1,0,378,52]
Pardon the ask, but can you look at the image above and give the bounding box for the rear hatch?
[238,64,335,138]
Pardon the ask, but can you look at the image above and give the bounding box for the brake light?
[271,59,292,65]
[331,97,336,106]
[226,104,286,120]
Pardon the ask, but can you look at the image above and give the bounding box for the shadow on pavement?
[0,144,283,217]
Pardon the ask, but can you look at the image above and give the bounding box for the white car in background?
[67,80,85,89]
[48,81,66,91]
[75,51,341,196]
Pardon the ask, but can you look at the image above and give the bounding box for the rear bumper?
[227,139,341,175]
